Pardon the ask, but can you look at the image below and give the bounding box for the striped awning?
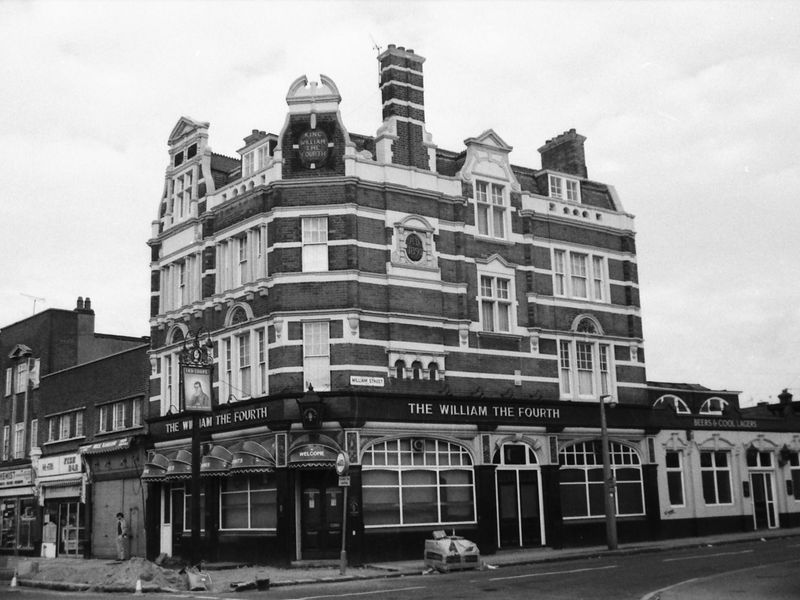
[230,439,276,474]
[165,449,192,479]
[200,445,234,476]
[141,452,170,481]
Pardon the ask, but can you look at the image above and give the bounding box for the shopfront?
[81,437,146,559]
[0,467,39,555]
[145,392,667,564]
[36,452,87,557]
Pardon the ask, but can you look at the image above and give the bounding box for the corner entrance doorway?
[494,442,544,548]
[299,470,342,559]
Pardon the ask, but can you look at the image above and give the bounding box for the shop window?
[700,451,733,505]
[219,473,277,530]
[183,488,206,533]
[665,450,685,506]
[559,440,644,519]
[362,438,475,527]
[654,395,691,415]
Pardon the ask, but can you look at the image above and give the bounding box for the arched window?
[559,440,644,518]
[575,318,598,334]
[361,438,475,527]
[394,360,406,379]
[428,362,439,381]
[493,442,538,466]
[411,361,422,380]
[653,394,691,415]
[699,397,728,416]
[230,307,248,325]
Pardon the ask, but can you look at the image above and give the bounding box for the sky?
[1,0,798,406]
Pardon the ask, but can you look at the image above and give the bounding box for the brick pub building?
[143,45,800,564]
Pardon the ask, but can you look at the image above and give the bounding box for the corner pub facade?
[143,44,800,565]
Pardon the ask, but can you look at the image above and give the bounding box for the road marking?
[662,549,753,562]
[283,586,426,600]
[489,564,617,581]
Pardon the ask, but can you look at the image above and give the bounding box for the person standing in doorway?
[115,512,129,560]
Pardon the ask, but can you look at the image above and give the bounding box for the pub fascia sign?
[164,405,269,435]
[407,400,561,422]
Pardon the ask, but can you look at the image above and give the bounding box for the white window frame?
[665,450,685,507]
[361,438,476,528]
[476,261,517,334]
[98,405,109,432]
[699,397,729,416]
[238,332,252,398]
[1,425,9,460]
[29,419,38,450]
[548,173,581,203]
[243,151,255,177]
[479,275,512,333]
[654,394,691,415]
[700,450,733,506]
[113,402,126,431]
[5,368,12,396]
[302,216,329,272]
[15,362,27,394]
[474,179,509,239]
[132,399,141,427]
[257,329,268,395]
[13,422,25,459]
[303,321,330,391]
[162,352,180,415]
[558,338,614,401]
[559,441,645,519]
[552,248,608,302]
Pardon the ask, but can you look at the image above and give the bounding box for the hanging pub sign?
[180,329,213,413]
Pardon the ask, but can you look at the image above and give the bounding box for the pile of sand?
[27,556,185,590]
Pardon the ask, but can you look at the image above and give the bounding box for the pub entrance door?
[299,470,342,559]
[494,442,544,548]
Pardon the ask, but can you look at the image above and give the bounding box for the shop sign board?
[38,453,83,477]
[0,468,32,488]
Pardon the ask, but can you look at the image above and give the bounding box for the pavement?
[1,526,798,595]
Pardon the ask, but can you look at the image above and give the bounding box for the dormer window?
[549,174,580,203]
[475,180,508,239]
[174,151,184,167]
[243,152,255,177]
[186,143,197,159]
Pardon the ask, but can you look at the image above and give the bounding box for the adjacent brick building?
[0,298,145,556]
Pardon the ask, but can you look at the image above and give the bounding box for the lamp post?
[599,394,618,550]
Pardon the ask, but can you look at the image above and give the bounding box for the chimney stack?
[375,44,433,170]
[538,128,588,178]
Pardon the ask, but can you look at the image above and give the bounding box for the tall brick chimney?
[538,129,588,178]
[375,44,435,170]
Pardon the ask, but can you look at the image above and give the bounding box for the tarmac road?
[4,537,799,599]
